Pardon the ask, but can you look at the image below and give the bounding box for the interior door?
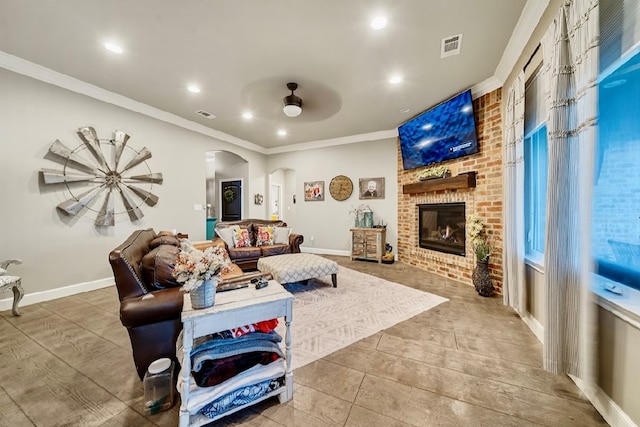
[270,184,281,220]
[221,180,242,221]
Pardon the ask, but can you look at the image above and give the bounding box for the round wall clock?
[40,126,163,227]
[329,175,353,201]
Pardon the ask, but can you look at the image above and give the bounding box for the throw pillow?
[0,267,6,276]
[273,227,292,245]
[217,226,238,248]
[149,235,180,249]
[256,226,274,246]
[233,228,252,248]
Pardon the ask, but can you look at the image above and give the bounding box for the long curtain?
[540,0,598,379]
[503,72,526,314]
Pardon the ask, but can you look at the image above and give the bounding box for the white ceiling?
[0,0,535,152]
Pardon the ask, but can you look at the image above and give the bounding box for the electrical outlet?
[193,204,203,211]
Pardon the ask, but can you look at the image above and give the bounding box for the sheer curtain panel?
[503,72,526,314]
[540,0,598,381]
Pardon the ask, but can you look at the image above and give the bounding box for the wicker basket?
[190,278,216,309]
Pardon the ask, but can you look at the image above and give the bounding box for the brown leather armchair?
[108,229,184,379]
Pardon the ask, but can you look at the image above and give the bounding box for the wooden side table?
[178,281,293,426]
[350,227,386,263]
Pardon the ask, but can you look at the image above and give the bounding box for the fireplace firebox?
[418,203,466,256]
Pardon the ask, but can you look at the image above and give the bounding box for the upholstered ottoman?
[257,253,338,287]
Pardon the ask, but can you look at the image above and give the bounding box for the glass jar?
[143,358,175,415]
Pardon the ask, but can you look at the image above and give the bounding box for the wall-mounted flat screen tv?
[398,89,479,170]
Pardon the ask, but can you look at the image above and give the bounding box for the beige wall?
[0,68,267,294]
[598,308,640,425]
[397,90,504,292]
[267,138,398,254]
[525,265,545,325]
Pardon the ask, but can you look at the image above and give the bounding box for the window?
[593,0,640,291]
[523,66,548,263]
[524,124,548,258]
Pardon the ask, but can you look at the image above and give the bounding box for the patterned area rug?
[275,266,448,370]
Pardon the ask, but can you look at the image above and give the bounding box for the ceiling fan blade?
[56,186,103,216]
[48,140,98,173]
[120,147,152,173]
[95,189,115,227]
[77,126,109,170]
[41,168,101,184]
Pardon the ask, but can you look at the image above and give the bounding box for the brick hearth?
[397,89,504,293]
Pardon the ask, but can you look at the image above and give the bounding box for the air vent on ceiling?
[195,110,216,119]
[441,33,462,58]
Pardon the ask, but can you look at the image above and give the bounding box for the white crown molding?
[266,129,398,155]
[0,50,267,155]
[1,0,547,157]
[470,76,503,99]
[494,0,551,84]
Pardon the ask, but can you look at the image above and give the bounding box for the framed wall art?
[359,177,385,199]
[304,181,324,201]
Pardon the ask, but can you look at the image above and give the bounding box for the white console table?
[178,281,294,426]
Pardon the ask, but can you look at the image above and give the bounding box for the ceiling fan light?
[283,94,302,117]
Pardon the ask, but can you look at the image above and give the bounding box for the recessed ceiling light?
[187,84,201,93]
[277,129,287,136]
[242,111,253,120]
[104,42,123,54]
[389,75,403,84]
[371,16,387,30]
[400,108,411,113]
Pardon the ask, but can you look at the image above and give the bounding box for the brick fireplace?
[397,89,504,293]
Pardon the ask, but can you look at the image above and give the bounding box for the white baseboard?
[570,375,638,427]
[521,313,637,427]
[0,277,114,312]
[300,247,351,257]
[521,312,544,343]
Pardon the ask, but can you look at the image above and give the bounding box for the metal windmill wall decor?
[41,126,163,227]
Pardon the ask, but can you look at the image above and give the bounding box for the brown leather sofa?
[213,219,303,271]
[108,228,184,379]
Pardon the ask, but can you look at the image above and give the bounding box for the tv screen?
[398,89,479,170]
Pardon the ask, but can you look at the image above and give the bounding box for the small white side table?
[178,281,293,426]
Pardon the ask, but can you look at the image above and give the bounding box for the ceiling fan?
[282,82,302,117]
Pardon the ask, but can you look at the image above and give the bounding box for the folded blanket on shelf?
[193,318,279,344]
[191,331,284,372]
[200,376,285,419]
[193,350,280,387]
[178,359,286,415]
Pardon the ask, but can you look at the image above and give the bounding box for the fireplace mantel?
[402,172,477,195]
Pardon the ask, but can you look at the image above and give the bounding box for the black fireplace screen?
[418,203,466,256]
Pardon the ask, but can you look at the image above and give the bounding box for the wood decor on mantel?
[402,171,476,194]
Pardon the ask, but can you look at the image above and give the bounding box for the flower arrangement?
[417,165,450,180]
[172,242,233,292]
[467,214,491,262]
